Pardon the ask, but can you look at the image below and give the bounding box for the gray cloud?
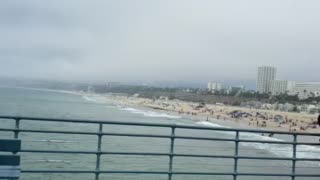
[0,0,320,84]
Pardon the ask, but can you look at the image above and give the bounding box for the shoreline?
[4,84,316,134]
[96,94,320,134]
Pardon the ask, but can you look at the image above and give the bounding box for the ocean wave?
[196,121,228,128]
[119,107,181,119]
[82,95,106,104]
[195,121,320,163]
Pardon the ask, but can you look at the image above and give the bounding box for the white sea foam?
[82,95,106,104]
[119,107,181,119]
[196,121,228,128]
[195,121,320,164]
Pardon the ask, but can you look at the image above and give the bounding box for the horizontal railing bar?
[174,154,320,162]
[21,150,98,154]
[19,150,320,161]
[0,128,172,138]
[99,132,170,138]
[2,128,320,146]
[0,128,97,135]
[1,116,320,136]
[21,170,169,174]
[20,170,320,177]
[237,156,320,161]
[1,116,175,127]
[174,135,320,145]
[88,162,319,169]
[174,172,320,177]
[21,150,170,156]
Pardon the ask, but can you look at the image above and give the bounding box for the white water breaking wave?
[119,107,181,119]
[196,121,320,166]
[82,95,106,104]
[196,121,227,128]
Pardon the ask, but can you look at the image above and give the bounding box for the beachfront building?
[87,85,95,93]
[226,85,246,96]
[106,82,121,87]
[292,82,320,99]
[256,66,277,94]
[207,82,212,90]
[270,80,296,95]
[207,82,223,92]
[294,82,320,93]
[230,85,245,92]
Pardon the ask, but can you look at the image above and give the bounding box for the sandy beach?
[100,94,320,134]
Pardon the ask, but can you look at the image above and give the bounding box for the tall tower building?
[256,66,277,94]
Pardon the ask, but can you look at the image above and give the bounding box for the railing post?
[95,123,103,180]
[168,127,176,180]
[14,118,20,139]
[233,131,239,180]
[13,118,20,180]
[292,134,297,180]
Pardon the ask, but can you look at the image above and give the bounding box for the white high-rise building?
[214,83,223,91]
[270,80,296,95]
[256,66,277,93]
[207,82,223,91]
[207,82,212,90]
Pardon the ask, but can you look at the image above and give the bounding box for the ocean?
[0,86,319,180]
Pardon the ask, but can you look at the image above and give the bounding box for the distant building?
[294,82,320,93]
[292,82,320,99]
[256,66,277,94]
[214,83,223,91]
[227,85,245,94]
[207,82,223,92]
[207,82,212,90]
[183,88,193,93]
[87,85,94,93]
[106,82,121,87]
[270,80,295,95]
[230,85,245,91]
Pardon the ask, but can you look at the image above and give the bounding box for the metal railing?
[0,116,320,180]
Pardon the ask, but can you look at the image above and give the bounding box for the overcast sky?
[0,0,320,85]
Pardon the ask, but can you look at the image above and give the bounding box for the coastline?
[91,93,320,134]
[4,84,317,135]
